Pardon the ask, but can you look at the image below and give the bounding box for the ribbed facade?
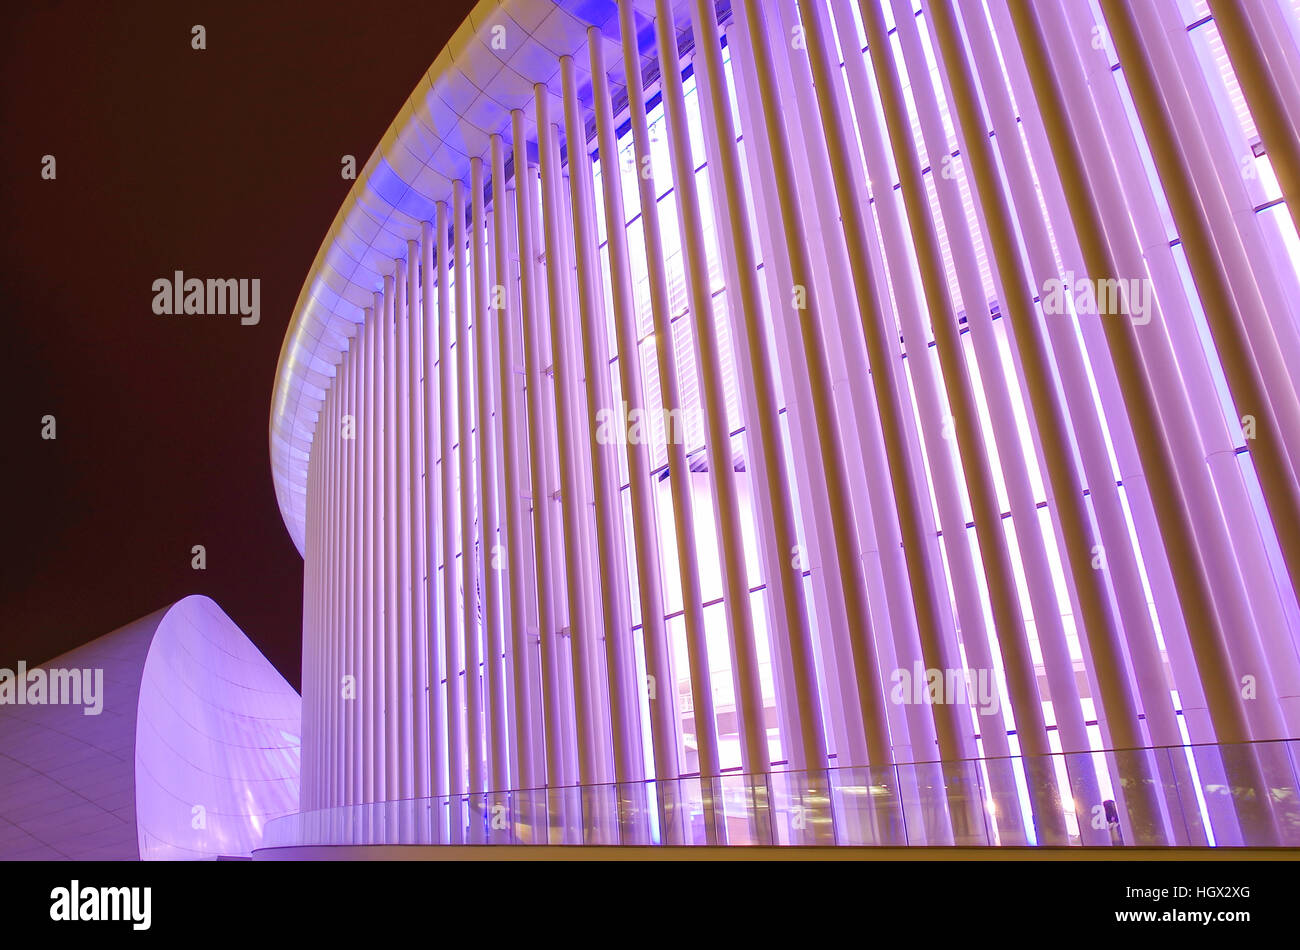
[275,0,1300,848]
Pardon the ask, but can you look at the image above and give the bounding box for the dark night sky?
[0,1,477,691]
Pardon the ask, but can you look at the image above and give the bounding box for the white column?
[325,365,338,812]
[512,111,574,839]
[303,387,318,813]
[381,273,399,813]
[407,237,431,837]
[421,219,449,832]
[559,54,646,836]
[348,330,362,820]
[343,340,356,814]
[455,179,486,843]
[438,198,466,843]
[493,133,539,798]
[589,25,682,838]
[366,294,383,813]
[535,86,603,799]
[472,155,511,819]
[394,259,414,827]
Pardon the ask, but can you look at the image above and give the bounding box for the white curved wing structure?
[134,595,301,860]
[0,595,300,860]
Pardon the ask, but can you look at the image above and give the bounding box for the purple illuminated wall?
[274,0,1300,849]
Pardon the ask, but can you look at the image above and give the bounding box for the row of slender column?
[293,0,1300,848]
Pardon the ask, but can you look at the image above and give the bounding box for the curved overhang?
[269,0,681,554]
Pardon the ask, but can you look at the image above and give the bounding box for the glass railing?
[261,738,1300,849]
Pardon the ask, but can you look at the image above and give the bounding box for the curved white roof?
[269,0,686,554]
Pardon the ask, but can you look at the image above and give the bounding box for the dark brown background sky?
[0,0,476,690]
